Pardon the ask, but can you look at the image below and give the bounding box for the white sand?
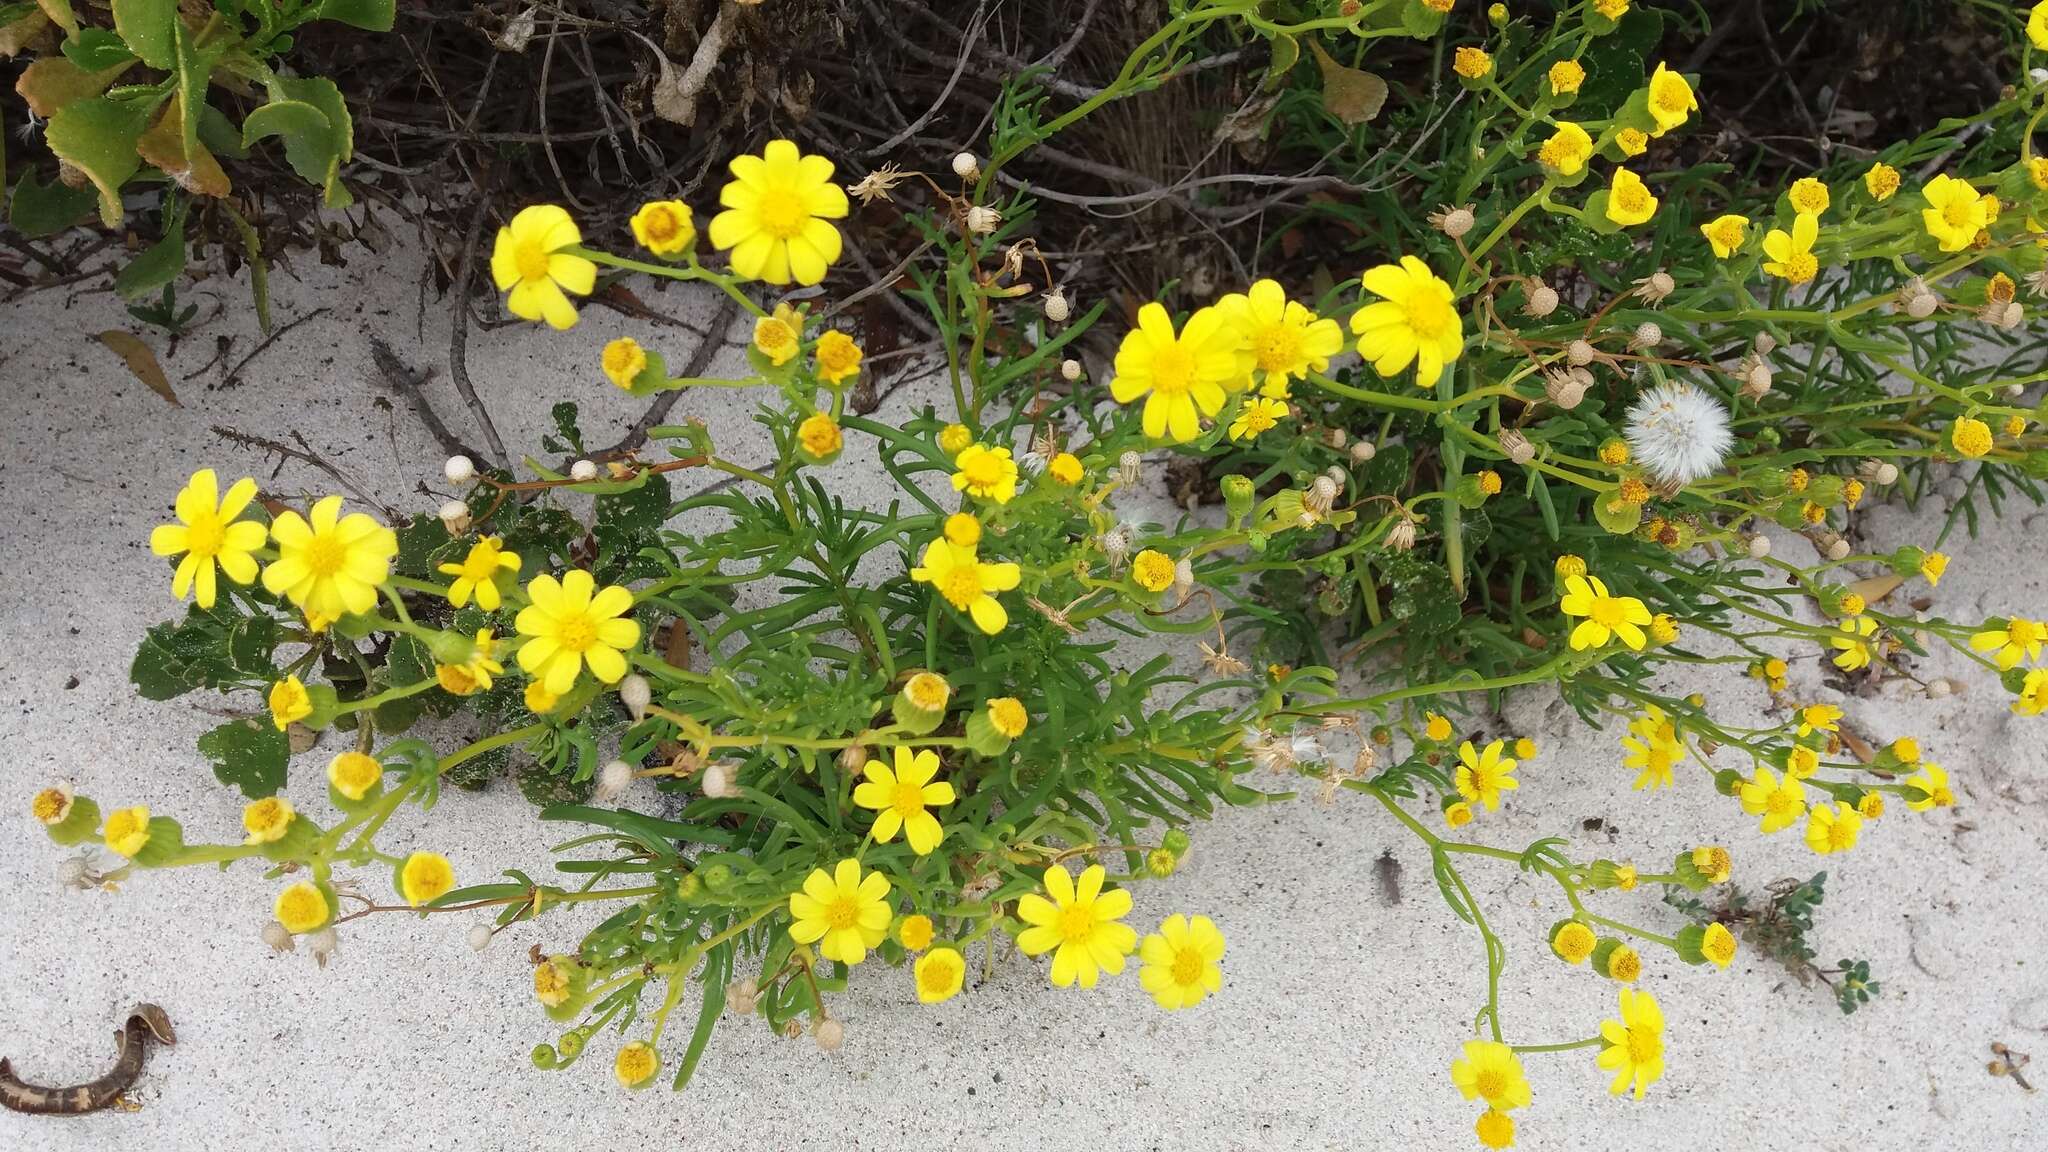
[1,243,2041,1150]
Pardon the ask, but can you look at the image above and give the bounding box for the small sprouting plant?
[1664,871,1881,1015]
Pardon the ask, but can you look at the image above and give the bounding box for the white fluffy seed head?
[570,459,599,481]
[1042,290,1070,323]
[1623,382,1733,486]
[468,924,494,952]
[813,1019,845,1051]
[965,205,1002,234]
[618,674,651,720]
[1060,358,1082,381]
[444,455,476,484]
[952,152,980,180]
[594,759,636,804]
[438,500,472,535]
[1350,441,1377,463]
[701,763,736,799]
[1747,534,1771,560]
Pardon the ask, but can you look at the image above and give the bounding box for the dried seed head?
[307,927,339,968]
[813,1018,845,1051]
[1824,536,1851,561]
[593,759,636,804]
[1544,368,1588,409]
[570,459,599,481]
[1305,475,1339,514]
[838,743,867,772]
[1629,321,1664,351]
[468,924,494,952]
[444,455,477,485]
[1042,290,1070,323]
[1060,358,1082,381]
[1566,339,1597,366]
[262,920,294,953]
[1349,440,1377,463]
[965,205,1002,234]
[1431,205,1476,238]
[1926,677,1954,699]
[1857,458,1899,486]
[729,979,759,1015]
[1634,270,1676,304]
[1982,300,2026,329]
[1753,332,1777,355]
[618,674,652,720]
[1747,534,1771,560]
[1499,428,1536,465]
[438,500,472,535]
[952,152,980,180]
[700,763,739,799]
[1324,465,1349,490]
[1523,280,1559,318]
[1386,519,1418,551]
[1739,357,1774,400]
[57,857,93,890]
[1118,450,1142,486]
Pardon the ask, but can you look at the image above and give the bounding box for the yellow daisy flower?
[1549,59,1585,95]
[614,1040,660,1089]
[815,330,863,385]
[1454,739,1520,811]
[1620,705,1682,790]
[103,805,152,858]
[1015,863,1137,989]
[1644,63,1696,136]
[1596,987,1666,1099]
[629,200,695,257]
[490,205,596,330]
[149,468,266,610]
[1864,162,1900,202]
[707,139,848,286]
[1451,1039,1532,1111]
[1425,712,1453,742]
[274,882,331,934]
[2016,669,2048,716]
[1803,801,1862,855]
[797,412,843,462]
[2033,2,2048,50]
[1047,453,1084,486]
[400,851,455,906]
[262,495,399,621]
[1761,213,1820,284]
[1137,914,1225,1010]
[1111,303,1250,442]
[1349,256,1464,389]
[914,946,966,1004]
[1228,395,1290,441]
[1971,616,2045,670]
[328,751,383,801]
[1700,214,1748,258]
[1538,122,1594,176]
[1213,279,1342,392]
[1604,168,1659,227]
[436,629,505,696]
[910,537,1020,635]
[1903,762,1954,810]
[1788,176,1830,216]
[1796,703,1841,737]
[514,570,642,694]
[1131,549,1176,593]
[242,796,295,845]
[852,746,956,855]
[753,302,802,365]
[1950,416,1993,459]
[1476,1109,1515,1150]
[1831,616,1879,670]
[897,914,935,951]
[1920,174,1989,253]
[1738,766,1806,834]
[268,676,312,730]
[601,337,648,389]
[950,443,1020,504]
[438,536,522,612]
[1559,573,1651,651]
[788,857,891,965]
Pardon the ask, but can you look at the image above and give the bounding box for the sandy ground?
[0,242,2041,1151]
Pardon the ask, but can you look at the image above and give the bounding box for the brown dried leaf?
[1847,572,1905,608]
[1307,40,1387,126]
[136,93,231,198]
[1839,727,1877,764]
[15,56,131,118]
[98,330,180,407]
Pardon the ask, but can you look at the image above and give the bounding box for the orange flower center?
[755,187,807,238]
[642,208,680,243]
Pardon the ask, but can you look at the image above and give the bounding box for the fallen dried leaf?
[1308,41,1387,126]
[98,330,179,407]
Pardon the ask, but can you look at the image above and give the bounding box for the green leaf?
[130,603,279,700]
[61,26,132,70]
[110,0,176,70]
[44,93,157,226]
[315,0,395,32]
[1578,6,1664,116]
[8,170,97,237]
[35,0,77,35]
[114,209,186,300]
[242,92,351,207]
[594,469,673,583]
[197,717,289,798]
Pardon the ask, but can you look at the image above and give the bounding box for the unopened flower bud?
[444,455,476,484]
[838,743,867,772]
[1498,428,1536,465]
[1119,451,1141,486]
[1350,440,1377,463]
[1629,321,1663,351]
[438,500,472,535]
[814,1018,844,1051]
[952,152,980,180]
[262,920,294,953]
[1566,339,1596,366]
[1042,290,1070,323]
[570,459,599,481]
[619,674,651,720]
[1523,280,1559,318]
[965,205,1001,234]
[1060,358,1082,381]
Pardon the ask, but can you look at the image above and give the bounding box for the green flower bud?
[1806,475,1845,506]
[302,683,342,732]
[1221,474,1256,523]
[1162,827,1192,856]
[532,1043,561,1070]
[1586,859,1638,891]
[35,789,99,846]
[1888,545,1928,578]
[128,817,188,868]
[892,672,951,735]
[1712,768,1744,797]
[1549,918,1597,964]
[1594,494,1642,534]
[427,630,478,666]
[1145,848,1178,878]
[964,707,1014,757]
[699,863,733,894]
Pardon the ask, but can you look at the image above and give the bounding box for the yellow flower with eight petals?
[262,496,399,622]
[1228,396,1289,441]
[1596,987,1666,1099]
[490,205,596,330]
[514,570,642,694]
[950,443,1020,504]
[1137,913,1225,1010]
[1015,863,1137,989]
[1111,303,1250,442]
[788,858,891,965]
[1349,256,1464,389]
[150,469,266,610]
[1212,279,1343,394]
[1921,174,1989,253]
[910,537,1019,635]
[1559,573,1652,651]
[1971,616,2045,669]
[1451,1039,1533,1112]
[1738,766,1806,834]
[1454,739,1520,810]
[1803,801,1862,855]
[852,746,957,855]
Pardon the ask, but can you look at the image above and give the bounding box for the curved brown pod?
[0,1004,175,1115]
